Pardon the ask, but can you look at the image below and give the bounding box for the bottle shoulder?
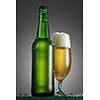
[32,38,54,49]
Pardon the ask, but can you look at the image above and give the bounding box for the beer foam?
[52,32,71,48]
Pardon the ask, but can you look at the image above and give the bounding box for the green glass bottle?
[31,6,54,96]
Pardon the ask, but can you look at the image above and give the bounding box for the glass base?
[55,90,66,96]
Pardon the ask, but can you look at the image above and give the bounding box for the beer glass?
[52,32,72,96]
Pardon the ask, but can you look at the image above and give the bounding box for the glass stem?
[58,82,62,92]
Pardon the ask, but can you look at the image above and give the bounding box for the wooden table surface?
[16,96,83,100]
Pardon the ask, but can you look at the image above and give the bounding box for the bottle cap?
[39,6,48,13]
[39,6,48,9]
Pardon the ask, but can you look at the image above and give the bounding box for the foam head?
[52,32,71,48]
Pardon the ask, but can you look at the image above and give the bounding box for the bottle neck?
[37,8,50,39]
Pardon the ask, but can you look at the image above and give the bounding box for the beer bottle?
[31,6,54,96]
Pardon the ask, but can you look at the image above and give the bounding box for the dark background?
[17,0,83,96]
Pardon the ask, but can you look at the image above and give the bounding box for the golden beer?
[52,32,72,96]
[54,47,71,82]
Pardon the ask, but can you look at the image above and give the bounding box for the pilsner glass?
[52,32,72,96]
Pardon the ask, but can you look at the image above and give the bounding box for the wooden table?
[17,96,83,100]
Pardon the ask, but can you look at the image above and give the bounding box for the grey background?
[17,0,83,96]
